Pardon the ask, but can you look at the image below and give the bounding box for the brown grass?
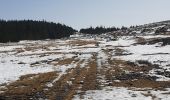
[46,56,98,100]
[68,40,97,46]
[112,79,170,89]
[0,72,58,99]
[81,59,97,91]
[114,48,126,55]
[105,59,170,89]
[135,37,147,44]
[141,92,157,99]
[24,42,57,52]
[15,48,25,54]
[55,58,75,65]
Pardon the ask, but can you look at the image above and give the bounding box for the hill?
[116,20,170,36]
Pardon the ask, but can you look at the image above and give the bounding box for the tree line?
[79,26,120,34]
[0,20,77,42]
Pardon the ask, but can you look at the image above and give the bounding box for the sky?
[0,0,170,30]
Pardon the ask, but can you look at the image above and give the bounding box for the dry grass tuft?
[135,37,147,44]
[68,40,97,46]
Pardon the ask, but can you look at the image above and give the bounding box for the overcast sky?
[0,0,170,30]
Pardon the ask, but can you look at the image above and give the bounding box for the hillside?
[118,20,170,35]
[0,20,170,99]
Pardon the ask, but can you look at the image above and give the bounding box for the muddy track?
[46,56,97,100]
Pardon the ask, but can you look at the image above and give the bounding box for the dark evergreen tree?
[80,26,119,34]
[0,20,77,42]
